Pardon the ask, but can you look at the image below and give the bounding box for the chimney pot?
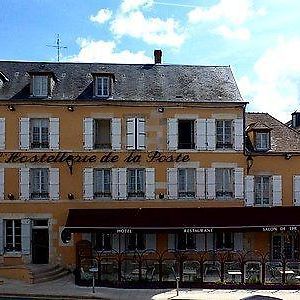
[154,49,162,64]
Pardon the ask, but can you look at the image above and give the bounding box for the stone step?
[33,269,70,284]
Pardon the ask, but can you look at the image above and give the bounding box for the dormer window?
[32,75,48,97]
[93,74,113,98]
[255,131,270,151]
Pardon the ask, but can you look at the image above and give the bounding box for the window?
[255,131,270,151]
[30,118,49,149]
[93,169,111,199]
[178,168,196,198]
[94,119,111,149]
[32,75,48,97]
[30,168,49,199]
[126,233,145,251]
[272,233,299,260]
[127,169,145,198]
[92,232,112,251]
[95,76,110,97]
[216,168,234,198]
[254,176,271,205]
[178,120,195,149]
[4,220,21,252]
[216,120,233,149]
[176,233,196,250]
[215,232,233,250]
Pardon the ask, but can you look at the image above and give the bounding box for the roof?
[0,61,244,103]
[245,112,300,153]
[65,207,300,232]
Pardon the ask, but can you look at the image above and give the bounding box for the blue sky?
[1,0,300,121]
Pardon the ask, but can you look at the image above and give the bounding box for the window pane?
[127,169,145,197]
[30,169,49,199]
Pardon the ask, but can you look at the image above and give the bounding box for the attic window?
[32,75,49,97]
[255,131,270,151]
[94,75,112,98]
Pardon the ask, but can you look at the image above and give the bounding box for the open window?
[94,119,111,149]
[178,120,195,149]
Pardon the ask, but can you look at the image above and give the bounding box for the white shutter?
[206,168,215,199]
[272,175,282,206]
[126,118,135,150]
[196,119,206,150]
[20,118,30,150]
[0,218,3,254]
[21,219,31,255]
[167,118,178,150]
[20,168,30,200]
[111,118,121,150]
[146,168,155,199]
[207,233,214,250]
[234,119,244,151]
[234,168,244,199]
[293,175,300,206]
[206,119,216,151]
[49,118,59,150]
[196,168,206,199]
[234,232,243,251]
[0,118,5,149]
[168,234,175,250]
[49,168,59,200]
[244,175,254,206]
[83,118,94,150]
[167,168,178,199]
[111,168,119,200]
[137,118,146,150]
[118,168,127,200]
[83,168,93,200]
[0,168,4,200]
[196,234,205,250]
[146,234,156,250]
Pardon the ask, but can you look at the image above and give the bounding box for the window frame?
[178,168,196,198]
[216,120,234,149]
[254,175,272,206]
[29,168,49,200]
[215,168,234,199]
[4,219,22,253]
[93,168,112,199]
[271,233,299,260]
[215,232,233,250]
[32,75,49,97]
[95,76,111,97]
[127,168,146,199]
[30,118,49,149]
[255,131,270,151]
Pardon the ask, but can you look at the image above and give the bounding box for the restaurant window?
[176,233,196,250]
[93,169,111,199]
[32,75,48,97]
[126,233,145,251]
[4,219,21,252]
[30,118,49,149]
[30,168,49,199]
[272,233,299,260]
[216,120,233,149]
[95,76,110,97]
[178,120,195,149]
[216,168,234,199]
[94,119,111,149]
[255,131,270,151]
[178,168,196,198]
[127,169,145,198]
[92,232,112,251]
[215,232,233,250]
[254,176,271,206]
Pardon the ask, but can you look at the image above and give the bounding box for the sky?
[1,0,300,122]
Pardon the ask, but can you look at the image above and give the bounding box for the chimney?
[154,49,162,64]
[292,111,300,128]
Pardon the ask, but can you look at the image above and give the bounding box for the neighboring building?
[1,53,300,286]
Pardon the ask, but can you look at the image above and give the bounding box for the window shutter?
[118,168,127,200]
[146,234,156,250]
[167,118,178,150]
[168,234,175,250]
[293,175,300,206]
[0,168,3,200]
[234,119,244,151]
[20,118,30,150]
[206,119,216,151]
[83,168,93,200]
[0,218,3,254]
[20,168,30,200]
[21,218,31,255]
[167,168,178,199]
[207,233,214,250]
[111,118,121,150]
[0,118,5,149]
[49,118,59,150]
[234,168,244,199]
[49,168,59,200]
[83,118,94,150]
[126,118,135,150]
[196,119,206,150]
[137,118,146,150]
[206,168,216,199]
[111,168,119,200]
[244,175,254,206]
[196,234,205,250]
[146,168,155,199]
[272,175,282,206]
[234,232,243,251]
[196,168,206,199]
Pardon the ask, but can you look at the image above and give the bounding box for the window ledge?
[3,252,22,257]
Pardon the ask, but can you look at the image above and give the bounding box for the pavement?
[0,275,300,300]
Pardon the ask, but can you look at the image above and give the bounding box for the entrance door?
[32,228,49,264]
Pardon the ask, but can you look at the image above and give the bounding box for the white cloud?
[120,0,153,13]
[110,11,185,47]
[238,38,300,121]
[67,38,152,64]
[90,8,113,24]
[213,25,250,41]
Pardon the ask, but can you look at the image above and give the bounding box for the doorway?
[32,219,49,264]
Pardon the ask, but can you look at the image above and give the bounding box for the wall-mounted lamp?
[285,153,292,160]
[7,193,14,200]
[67,193,74,200]
[8,105,15,112]
[66,156,74,175]
[246,155,254,175]
[158,193,164,199]
[157,107,164,113]
[67,106,74,112]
